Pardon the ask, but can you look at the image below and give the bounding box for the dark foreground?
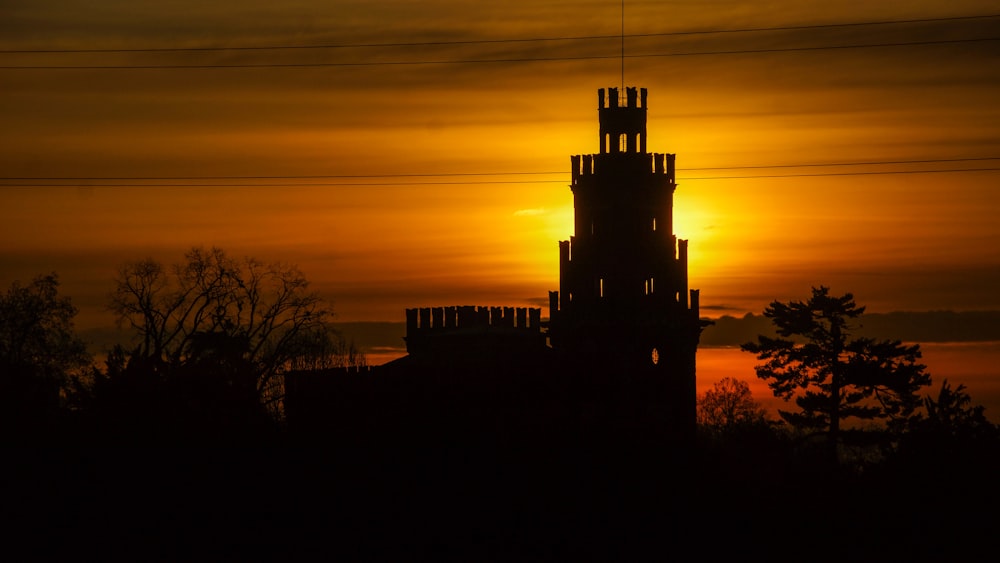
[3,432,997,562]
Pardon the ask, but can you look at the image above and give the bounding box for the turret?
[550,87,705,441]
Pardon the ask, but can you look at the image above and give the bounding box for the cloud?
[2,1,999,327]
[701,310,1000,346]
[513,208,547,216]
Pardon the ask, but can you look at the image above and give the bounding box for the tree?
[0,273,91,436]
[108,246,339,420]
[697,377,770,434]
[741,286,931,462]
[882,379,1000,521]
[911,379,997,443]
[286,328,368,371]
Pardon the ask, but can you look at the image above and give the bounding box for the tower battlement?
[598,86,648,154]
[405,305,542,333]
[599,86,647,109]
[404,306,545,358]
[570,152,676,183]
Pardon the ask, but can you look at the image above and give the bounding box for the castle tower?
[549,86,704,438]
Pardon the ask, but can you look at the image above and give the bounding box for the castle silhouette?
[286,87,708,444]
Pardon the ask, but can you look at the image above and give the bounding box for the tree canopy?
[741,286,931,459]
[697,377,770,435]
[0,273,91,437]
[107,246,346,419]
[1,272,91,377]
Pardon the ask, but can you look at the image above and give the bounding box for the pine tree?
[741,286,931,462]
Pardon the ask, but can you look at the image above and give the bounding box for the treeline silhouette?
[219,308,1000,365]
[2,258,998,561]
[704,309,1000,345]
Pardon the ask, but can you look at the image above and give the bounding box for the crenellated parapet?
[571,152,676,185]
[598,86,647,110]
[404,305,546,358]
[598,86,648,154]
[406,305,541,333]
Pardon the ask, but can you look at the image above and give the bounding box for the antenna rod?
[621,0,624,93]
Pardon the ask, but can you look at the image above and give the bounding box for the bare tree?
[285,328,368,371]
[697,377,770,434]
[109,246,336,416]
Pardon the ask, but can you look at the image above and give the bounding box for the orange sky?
[2,1,1000,330]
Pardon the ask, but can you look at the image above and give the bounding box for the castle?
[285,87,706,444]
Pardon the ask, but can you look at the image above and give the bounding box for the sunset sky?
[2,1,999,332]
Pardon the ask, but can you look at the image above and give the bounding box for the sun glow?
[3,1,999,331]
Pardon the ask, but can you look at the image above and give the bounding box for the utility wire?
[3,36,997,69]
[679,167,1000,181]
[3,157,997,182]
[1,13,997,54]
[0,172,565,181]
[683,156,1000,171]
[4,168,1000,187]
[0,181,568,187]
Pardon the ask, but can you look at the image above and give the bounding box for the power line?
[683,156,1000,171]
[3,157,997,182]
[3,36,997,69]
[0,181,569,187]
[680,167,1000,181]
[4,168,1000,187]
[1,13,996,54]
[0,172,564,181]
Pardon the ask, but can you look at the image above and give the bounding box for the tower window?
[652,217,657,231]
[598,278,604,298]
